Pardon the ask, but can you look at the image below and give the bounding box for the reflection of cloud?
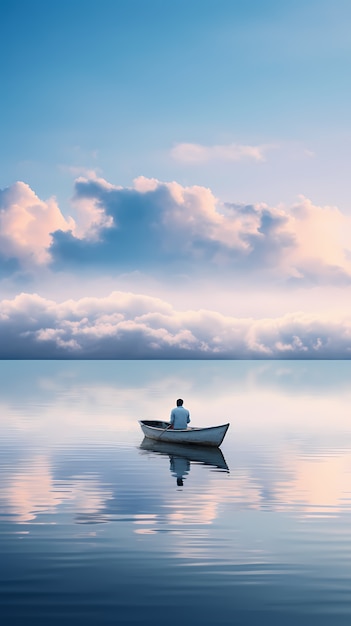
[1,291,351,358]
[132,485,224,536]
[133,443,351,541]
[166,496,218,526]
[2,455,113,524]
[218,447,351,519]
[277,454,351,516]
[8,450,349,529]
[1,362,351,425]
[4,456,60,522]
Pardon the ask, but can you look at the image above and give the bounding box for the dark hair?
[176,398,183,406]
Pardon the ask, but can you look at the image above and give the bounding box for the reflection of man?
[170,398,190,430]
[170,456,190,486]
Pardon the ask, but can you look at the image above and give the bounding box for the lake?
[1,360,351,625]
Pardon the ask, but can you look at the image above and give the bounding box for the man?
[170,398,190,430]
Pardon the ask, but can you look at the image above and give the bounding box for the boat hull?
[138,420,229,447]
[140,437,229,471]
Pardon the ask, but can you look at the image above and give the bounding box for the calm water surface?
[1,360,351,625]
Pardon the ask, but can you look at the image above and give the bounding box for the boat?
[139,437,229,471]
[138,420,229,448]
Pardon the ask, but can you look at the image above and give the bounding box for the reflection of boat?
[139,420,230,447]
[140,437,229,472]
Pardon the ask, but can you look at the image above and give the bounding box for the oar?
[158,423,172,440]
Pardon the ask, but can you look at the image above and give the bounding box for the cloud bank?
[1,176,351,285]
[1,291,351,359]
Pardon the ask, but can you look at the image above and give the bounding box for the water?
[1,360,351,625]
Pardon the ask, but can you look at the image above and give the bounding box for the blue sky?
[3,0,351,207]
[1,0,351,358]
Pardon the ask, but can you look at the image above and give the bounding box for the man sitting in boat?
[170,399,190,430]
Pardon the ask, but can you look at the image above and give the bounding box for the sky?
[1,0,351,358]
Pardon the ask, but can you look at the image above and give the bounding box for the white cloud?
[72,176,351,282]
[289,196,351,273]
[1,291,351,359]
[0,178,115,270]
[171,142,269,163]
[1,177,351,285]
[0,182,74,266]
[71,172,116,238]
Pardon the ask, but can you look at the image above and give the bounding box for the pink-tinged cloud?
[1,178,351,285]
[1,291,351,359]
[170,142,269,163]
[0,182,74,266]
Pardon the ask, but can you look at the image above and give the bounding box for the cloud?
[170,142,269,163]
[1,177,351,285]
[1,291,351,359]
[0,177,113,274]
[0,182,74,267]
[51,176,351,284]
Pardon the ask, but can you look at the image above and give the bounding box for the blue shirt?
[170,406,190,430]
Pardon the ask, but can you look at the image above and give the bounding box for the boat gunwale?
[139,420,229,433]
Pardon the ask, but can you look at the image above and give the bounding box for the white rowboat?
[138,420,229,448]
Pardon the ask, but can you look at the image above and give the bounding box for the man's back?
[170,405,190,430]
